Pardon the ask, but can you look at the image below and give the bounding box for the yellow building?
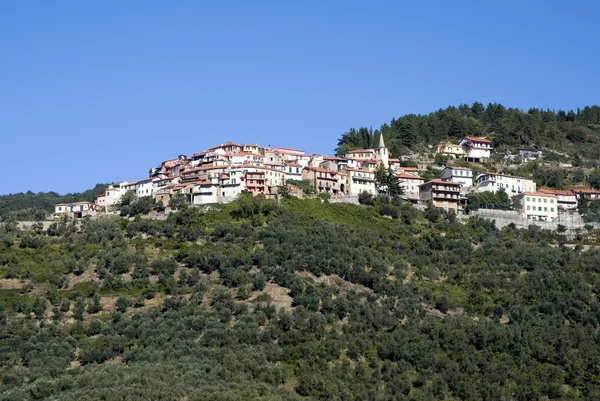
[434,142,465,159]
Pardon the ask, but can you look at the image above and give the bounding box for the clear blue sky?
[1,1,599,194]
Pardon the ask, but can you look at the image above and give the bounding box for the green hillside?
[1,194,600,400]
[336,103,600,161]
[0,184,109,221]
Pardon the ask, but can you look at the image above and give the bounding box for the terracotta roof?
[463,136,492,143]
[345,149,374,154]
[572,188,600,194]
[304,166,333,173]
[286,162,302,167]
[341,167,374,174]
[395,173,424,180]
[539,188,575,196]
[419,179,461,186]
[515,192,557,197]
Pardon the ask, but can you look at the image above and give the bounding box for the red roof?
[419,179,461,186]
[395,173,424,180]
[539,188,575,196]
[572,188,600,194]
[516,192,557,197]
[463,136,492,144]
[346,149,374,154]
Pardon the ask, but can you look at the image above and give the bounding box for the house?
[303,166,341,195]
[338,168,376,196]
[538,188,577,211]
[54,202,95,218]
[396,166,420,177]
[475,172,535,197]
[512,192,558,221]
[459,137,493,162]
[441,166,473,192]
[434,142,465,159]
[134,178,154,197]
[95,194,106,210]
[104,183,130,208]
[283,162,303,181]
[517,148,543,162]
[344,149,377,161]
[395,173,424,202]
[572,188,600,201]
[418,180,461,212]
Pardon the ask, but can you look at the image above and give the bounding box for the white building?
[104,183,130,208]
[459,137,493,162]
[475,173,535,197]
[395,173,424,201]
[338,168,376,196]
[538,189,577,211]
[513,192,558,221]
[441,166,474,192]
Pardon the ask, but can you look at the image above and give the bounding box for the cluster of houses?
[54,135,600,223]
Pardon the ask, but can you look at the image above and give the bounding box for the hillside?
[1,194,600,400]
[336,103,600,161]
[0,184,109,221]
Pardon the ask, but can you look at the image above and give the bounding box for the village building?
[459,137,493,162]
[475,172,535,197]
[395,172,424,202]
[538,188,577,211]
[441,166,474,192]
[303,166,341,195]
[419,180,461,212]
[572,188,600,202]
[513,192,558,221]
[338,168,376,196]
[434,142,465,159]
[396,166,420,177]
[54,202,95,218]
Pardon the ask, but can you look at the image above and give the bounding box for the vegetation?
[0,184,109,221]
[336,103,600,160]
[1,194,600,400]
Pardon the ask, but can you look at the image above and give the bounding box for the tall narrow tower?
[376,134,389,168]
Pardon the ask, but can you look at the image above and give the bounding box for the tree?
[116,295,130,313]
[375,164,403,197]
[168,192,188,210]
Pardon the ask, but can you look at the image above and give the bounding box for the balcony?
[433,185,459,192]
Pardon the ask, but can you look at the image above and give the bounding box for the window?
[550,199,554,204]
[538,207,542,211]
[544,207,547,211]
[526,197,530,201]
[59,207,62,211]
[543,198,547,203]
[527,206,530,211]
[551,208,554,212]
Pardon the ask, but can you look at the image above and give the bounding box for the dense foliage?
[0,194,600,400]
[0,184,109,221]
[336,103,600,159]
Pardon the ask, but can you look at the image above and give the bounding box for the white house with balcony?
[475,172,535,197]
[459,137,493,162]
[512,192,558,221]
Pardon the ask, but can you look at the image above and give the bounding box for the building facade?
[475,173,535,197]
[459,137,493,162]
[419,180,461,212]
[513,192,558,221]
[441,166,473,191]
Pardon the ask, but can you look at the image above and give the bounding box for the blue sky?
[1,1,599,194]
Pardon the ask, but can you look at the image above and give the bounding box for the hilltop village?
[55,136,599,223]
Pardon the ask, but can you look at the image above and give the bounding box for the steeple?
[375,134,389,168]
